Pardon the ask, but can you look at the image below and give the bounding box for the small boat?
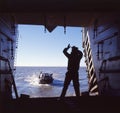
[39,72,53,84]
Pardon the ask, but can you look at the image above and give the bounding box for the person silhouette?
[60,44,83,99]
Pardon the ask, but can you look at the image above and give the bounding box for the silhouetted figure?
[60,44,83,99]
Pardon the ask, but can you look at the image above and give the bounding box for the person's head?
[71,46,78,53]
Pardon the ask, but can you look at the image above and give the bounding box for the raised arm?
[63,44,70,58]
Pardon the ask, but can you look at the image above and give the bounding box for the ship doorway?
[13,25,88,98]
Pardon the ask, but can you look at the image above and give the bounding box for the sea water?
[12,66,88,98]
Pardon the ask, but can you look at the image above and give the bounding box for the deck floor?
[1,96,120,113]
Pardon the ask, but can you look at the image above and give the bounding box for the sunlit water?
[12,66,88,98]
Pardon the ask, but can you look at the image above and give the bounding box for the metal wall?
[82,13,120,96]
[0,14,18,99]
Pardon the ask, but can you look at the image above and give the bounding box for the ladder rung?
[0,55,8,62]
[99,69,120,73]
[0,70,11,74]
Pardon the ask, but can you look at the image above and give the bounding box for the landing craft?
[0,0,120,113]
[39,72,53,84]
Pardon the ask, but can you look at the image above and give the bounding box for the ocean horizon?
[13,66,88,98]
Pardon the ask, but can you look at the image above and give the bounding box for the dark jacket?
[63,47,83,72]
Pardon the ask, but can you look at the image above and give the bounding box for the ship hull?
[82,13,120,96]
[0,14,18,99]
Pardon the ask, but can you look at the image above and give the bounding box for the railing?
[0,55,19,99]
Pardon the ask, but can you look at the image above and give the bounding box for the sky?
[16,25,86,67]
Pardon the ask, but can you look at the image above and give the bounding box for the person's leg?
[73,72,80,97]
[60,71,71,98]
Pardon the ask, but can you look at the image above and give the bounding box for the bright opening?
[13,25,88,98]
